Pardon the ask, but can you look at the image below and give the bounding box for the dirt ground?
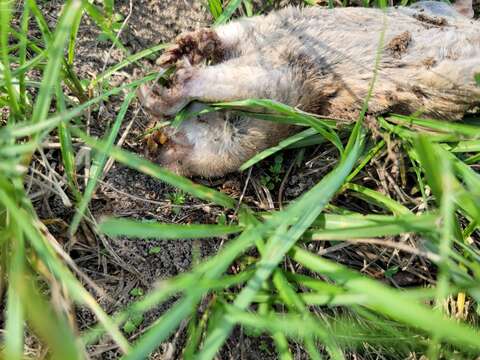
[30,0,479,359]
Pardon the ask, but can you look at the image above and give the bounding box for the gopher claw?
[156,28,223,67]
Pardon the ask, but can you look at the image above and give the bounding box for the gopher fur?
[139,1,480,177]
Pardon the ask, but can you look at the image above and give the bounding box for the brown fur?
[139,1,479,177]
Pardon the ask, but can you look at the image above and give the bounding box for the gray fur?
[139,2,479,177]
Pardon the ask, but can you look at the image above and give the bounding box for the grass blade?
[290,246,480,352]
[197,122,365,359]
[343,183,410,215]
[99,218,242,239]
[0,0,20,118]
[69,91,136,235]
[215,0,243,24]
[30,0,83,126]
[4,226,25,360]
[0,187,131,353]
[240,128,318,170]
[214,99,344,154]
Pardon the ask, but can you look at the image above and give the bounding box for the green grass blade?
[343,183,410,215]
[207,0,223,19]
[272,329,293,360]
[413,136,444,201]
[18,1,30,111]
[240,128,317,170]
[215,0,243,24]
[214,99,343,154]
[55,83,77,194]
[99,218,242,239]
[346,139,385,182]
[305,212,437,240]
[29,0,83,125]
[27,0,53,44]
[90,43,168,87]
[67,7,83,64]
[4,226,25,360]
[69,91,136,235]
[442,140,480,153]
[197,123,365,360]
[290,246,480,352]
[389,114,480,138]
[413,137,480,223]
[429,145,457,358]
[104,0,115,17]
[0,0,20,118]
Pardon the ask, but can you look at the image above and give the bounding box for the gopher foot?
[156,28,223,67]
[138,63,195,116]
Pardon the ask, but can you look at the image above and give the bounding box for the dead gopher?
[139,1,480,178]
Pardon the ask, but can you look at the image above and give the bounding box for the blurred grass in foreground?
[0,0,479,359]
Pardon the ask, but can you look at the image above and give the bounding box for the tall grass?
[0,0,479,359]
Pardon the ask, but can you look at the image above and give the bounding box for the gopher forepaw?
[156,28,223,67]
[137,83,189,116]
[139,58,197,116]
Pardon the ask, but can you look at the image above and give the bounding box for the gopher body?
[139,2,480,177]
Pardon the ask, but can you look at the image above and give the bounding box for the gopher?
[138,1,479,177]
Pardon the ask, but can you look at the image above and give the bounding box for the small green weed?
[260,154,284,190]
[168,190,186,214]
